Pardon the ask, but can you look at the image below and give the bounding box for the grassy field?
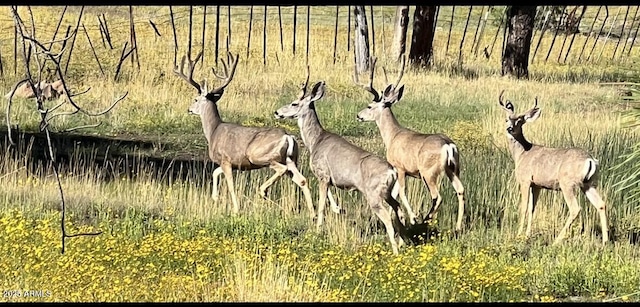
[1,6,640,302]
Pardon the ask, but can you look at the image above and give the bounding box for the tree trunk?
[502,6,536,79]
[354,6,371,74]
[391,6,410,62]
[408,5,437,68]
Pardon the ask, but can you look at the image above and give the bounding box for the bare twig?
[10,6,126,254]
[63,6,83,74]
[81,23,104,76]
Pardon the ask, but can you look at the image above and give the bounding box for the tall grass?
[1,6,640,302]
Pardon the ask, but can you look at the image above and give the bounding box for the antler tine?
[173,50,204,93]
[210,52,239,94]
[393,56,406,89]
[382,66,389,85]
[533,96,539,109]
[498,89,506,106]
[298,65,310,99]
[352,57,381,101]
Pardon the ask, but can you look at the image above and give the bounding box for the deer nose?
[274,111,282,119]
[356,115,363,122]
[506,127,513,133]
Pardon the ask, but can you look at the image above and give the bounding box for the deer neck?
[508,132,533,163]
[200,102,223,144]
[376,108,403,149]
[297,104,325,153]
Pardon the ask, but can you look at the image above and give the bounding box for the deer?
[5,79,66,101]
[274,69,409,254]
[354,57,466,232]
[498,91,609,245]
[174,50,316,220]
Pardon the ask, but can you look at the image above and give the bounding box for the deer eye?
[291,103,299,107]
[367,105,372,109]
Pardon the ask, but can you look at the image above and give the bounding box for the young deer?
[274,71,408,254]
[498,91,609,245]
[175,51,314,220]
[355,57,465,232]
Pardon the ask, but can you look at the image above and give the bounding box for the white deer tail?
[284,135,296,157]
[583,158,598,182]
[441,143,458,171]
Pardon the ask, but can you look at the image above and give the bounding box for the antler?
[174,51,204,93]
[210,52,239,94]
[393,56,406,90]
[353,57,381,102]
[382,56,407,97]
[298,65,310,99]
[498,90,515,113]
[532,96,539,109]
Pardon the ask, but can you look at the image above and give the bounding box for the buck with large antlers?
[354,57,466,232]
[498,91,609,245]
[274,69,409,254]
[175,51,314,219]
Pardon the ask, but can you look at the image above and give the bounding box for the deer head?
[498,90,541,139]
[355,57,406,122]
[274,66,325,119]
[174,51,239,115]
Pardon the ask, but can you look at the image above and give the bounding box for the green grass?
[1,5,640,302]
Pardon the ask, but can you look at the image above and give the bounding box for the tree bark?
[502,6,536,79]
[409,6,437,68]
[391,6,410,62]
[354,6,371,74]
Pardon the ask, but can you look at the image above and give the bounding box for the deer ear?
[383,84,394,97]
[205,90,224,103]
[395,85,404,102]
[500,100,515,114]
[309,81,325,102]
[524,108,541,122]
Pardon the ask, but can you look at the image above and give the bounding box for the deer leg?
[259,162,288,199]
[285,158,316,221]
[445,168,466,232]
[221,163,240,215]
[583,187,609,244]
[369,200,400,255]
[396,169,418,225]
[385,192,409,247]
[316,180,329,229]
[211,166,224,201]
[516,184,530,237]
[327,189,344,214]
[422,171,442,222]
[554,184,581,245]
[526,187,541,237]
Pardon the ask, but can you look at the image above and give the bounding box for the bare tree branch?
[9,6,126,254]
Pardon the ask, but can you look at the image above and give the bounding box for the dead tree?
[502,6,537,79]
[408,5,437,68]
[391,6,410,63]
[353,6,371,74]
[7,6,128,254]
